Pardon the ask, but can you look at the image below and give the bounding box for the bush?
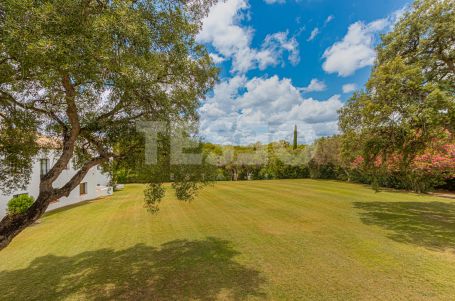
[437,178,455,191]
[7,194,35,215]
[144,183,165,213]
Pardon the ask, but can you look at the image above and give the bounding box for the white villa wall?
[0,151,111,218]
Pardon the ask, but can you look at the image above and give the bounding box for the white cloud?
[264,0,285,4]
[324,15,334,26]
[209,53,225,64]
[196,6,410,144]
[321,5,407,77]
[261,31,300,66]
[196,0,253,73]
[289,95,342,124]
[201,79,242,116]
[237,76,302,113]
[300,79,327,93]
[307,28,320,41]
[199,76,342,144]
[342,83,357,93]
[322,18,389,76]
[197,0,299,73]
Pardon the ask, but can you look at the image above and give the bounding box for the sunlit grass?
[1,180,455,300]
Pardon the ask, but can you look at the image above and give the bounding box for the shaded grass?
[1,180,455,300]
[354,201,455,251]
[0,238,264,300]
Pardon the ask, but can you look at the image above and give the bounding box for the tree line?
[115,135,454,192]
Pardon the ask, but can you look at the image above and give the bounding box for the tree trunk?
[0,156,106,250]
[0,75,110,250]
[233,169,238,181]
[0,190,56,250]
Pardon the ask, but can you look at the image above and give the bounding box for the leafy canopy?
[339,0,454,172]
[0,0,218,199]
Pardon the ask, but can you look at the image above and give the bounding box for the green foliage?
[118,130,453,193]
[308,136,344,179]
[114,129,217,211]
[339,0,454,191]
[0,109,39,194]
[144,183,165,213]
[0,0,218,206]
[377,0,455,94]
[7,195,35,215]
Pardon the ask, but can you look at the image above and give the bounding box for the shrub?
[144,183,165,213]
[7,194,35,215]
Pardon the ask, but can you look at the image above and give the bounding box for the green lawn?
[1,180,455,300]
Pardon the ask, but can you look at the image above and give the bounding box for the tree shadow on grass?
[354,201,455,251]
[0,237,265,300]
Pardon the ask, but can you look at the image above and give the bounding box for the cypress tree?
[293,125,298,150]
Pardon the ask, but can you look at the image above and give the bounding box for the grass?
[1,180,455,300]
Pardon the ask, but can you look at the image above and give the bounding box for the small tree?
[0,0,218,249]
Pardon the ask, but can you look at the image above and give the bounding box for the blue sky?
[197,0,410,145]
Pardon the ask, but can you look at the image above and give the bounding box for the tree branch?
[55,156,108,197]
[96,99,125,121]
[40,75,81,186]
[80,132,118,158]
[0,91,67,128]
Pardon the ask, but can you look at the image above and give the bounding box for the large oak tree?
[0,0,218,249]
[339,0,454,190]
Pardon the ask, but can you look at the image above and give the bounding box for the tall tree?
[0,0,218,249]
[293,125,298,150]
[339,0,454,187]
